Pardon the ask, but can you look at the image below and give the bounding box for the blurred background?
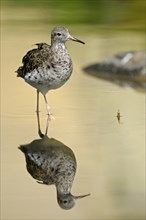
[1,0,145,219]
[2,0,145,29]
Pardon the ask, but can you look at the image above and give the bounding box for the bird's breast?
[49,48,73,74]
[24,46,73,94]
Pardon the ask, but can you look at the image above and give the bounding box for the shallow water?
[1,2,145,220]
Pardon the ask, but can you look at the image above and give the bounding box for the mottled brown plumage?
[17,43,49,78]
[19,135,90,209]
[16,26,85,115]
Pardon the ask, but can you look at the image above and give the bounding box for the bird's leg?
[36,90,44,137]
[36,109,44,138]
[36,90,40,113]
[43,95,52,115]
[36,90,43,137]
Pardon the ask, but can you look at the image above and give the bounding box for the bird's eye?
[63,200,67,204]
[57,33,61,36]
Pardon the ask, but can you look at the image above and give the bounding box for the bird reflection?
[19,113,90,210]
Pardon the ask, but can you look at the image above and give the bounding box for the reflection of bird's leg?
[36,92,52,137]
[36,110,44,138]
[45,115,51,136]
[43,95,51,115]
[36,90,40,113]
[36,107,51,137]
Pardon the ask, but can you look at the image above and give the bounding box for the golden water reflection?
[19,113,90,210]
[1,8,145,220]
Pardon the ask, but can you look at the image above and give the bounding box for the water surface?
[1,2,145,220]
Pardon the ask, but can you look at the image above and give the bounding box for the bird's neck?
[51,41,67,53]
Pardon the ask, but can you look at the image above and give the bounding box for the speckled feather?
[19,136,76,193]
[19,137,76,190]
[17,41,73,95]
[16,26,85,114]
[19,134,90,209]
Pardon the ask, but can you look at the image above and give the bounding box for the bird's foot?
[47,112,55,120]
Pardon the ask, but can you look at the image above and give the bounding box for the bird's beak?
[74,193,90,199]
[68,35,85,44]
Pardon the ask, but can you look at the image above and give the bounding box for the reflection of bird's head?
[19,135,90,210]
[57,193,75,210]
[57,193,90,210]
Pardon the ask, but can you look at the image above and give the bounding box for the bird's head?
[51,26,85,45]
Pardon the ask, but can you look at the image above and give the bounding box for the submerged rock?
[83,51,145,92]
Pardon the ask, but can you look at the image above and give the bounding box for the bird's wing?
[16,43,51,78]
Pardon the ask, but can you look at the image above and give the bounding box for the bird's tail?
[18,145,28,154]
[15,66,24,78]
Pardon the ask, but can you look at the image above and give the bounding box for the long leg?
[36,106,50,137]
[36,110,44,138]
[45,115,51,135]
[36,90,40,113]
[43,95,51,115]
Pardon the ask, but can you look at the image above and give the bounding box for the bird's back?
[16,41,73,95]
[17,43,51,78]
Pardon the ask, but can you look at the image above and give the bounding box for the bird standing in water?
[16,26,85,115]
